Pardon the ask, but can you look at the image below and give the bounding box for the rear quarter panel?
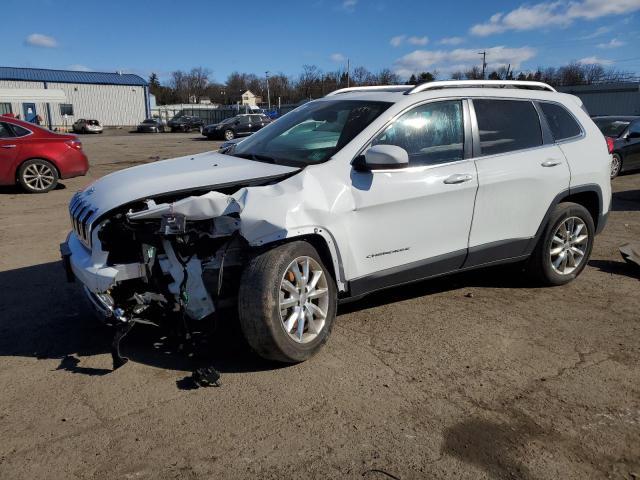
[557,95,611,215]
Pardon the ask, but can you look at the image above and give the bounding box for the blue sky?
[4,0,640,82]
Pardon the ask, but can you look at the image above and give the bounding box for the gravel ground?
[0,131,638,480]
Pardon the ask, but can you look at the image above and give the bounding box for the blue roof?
[0,67,147,86]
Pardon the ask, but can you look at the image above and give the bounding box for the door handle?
[1,144,17,149]
[443,173,474,184]
[541,159,562,167]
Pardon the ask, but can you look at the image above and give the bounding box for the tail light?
[66,139,83,150]
[605,136,614,154]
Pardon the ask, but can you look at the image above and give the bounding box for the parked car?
[167,115,204,132]
[592,116,640,178]
[137,118,165,133]
[72,119,103,134]
[0,117,88,193]
[62,80,610,365]
[202,114,271,140]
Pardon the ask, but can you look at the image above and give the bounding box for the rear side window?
[540,102,581,141]
[10,124,31,137]
[372,100,464,166]
[473,99,542,156]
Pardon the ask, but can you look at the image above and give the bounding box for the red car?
[0,116,89,193]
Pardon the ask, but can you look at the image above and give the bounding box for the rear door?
[466,98,570,266]
[0,122,20,183]
[236,116,252,135]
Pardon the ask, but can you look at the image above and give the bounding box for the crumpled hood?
[73,150,299,218]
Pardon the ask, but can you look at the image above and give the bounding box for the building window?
[60,104,74,116]
[0,103,11,115]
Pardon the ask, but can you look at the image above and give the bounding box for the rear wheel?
[238,241,337,363]
[528,202,594,286]
[18,159,59,193]
[610,153,622,179]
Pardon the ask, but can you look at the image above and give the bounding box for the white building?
[0,67,150,129]
[241,90,262,107]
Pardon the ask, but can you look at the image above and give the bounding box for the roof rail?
[325,85,412,96]
[406,80,556,95]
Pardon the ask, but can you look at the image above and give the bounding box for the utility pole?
[478,51,487,79]
[265,71,271,109]
[346,58,350,88]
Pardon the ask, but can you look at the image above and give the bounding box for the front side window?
[540,102,581,141]
[238,116,251,125]
[372,100,464,166]
[474,99,542,156]
[0,122,15,138]
[60,104,74,116]
[232,100,391,166]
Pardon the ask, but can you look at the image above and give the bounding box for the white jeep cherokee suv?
[61,80,611,363]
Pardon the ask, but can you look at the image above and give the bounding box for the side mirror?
[363,145,409,170]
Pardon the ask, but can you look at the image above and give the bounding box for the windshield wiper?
[232,152,278,164]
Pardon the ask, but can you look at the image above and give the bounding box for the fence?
[151,103,303,125]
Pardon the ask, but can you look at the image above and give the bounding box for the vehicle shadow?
[0,260,279,377]
[611,188,640,212]
[0,183,66,195]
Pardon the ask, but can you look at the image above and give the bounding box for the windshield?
[220,117,237,124]
[594,118,631,137]
[231,100,391,166]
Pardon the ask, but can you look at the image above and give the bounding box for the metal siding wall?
[47,82,146,127]
[0,80,146,127]
[580,91,640,116]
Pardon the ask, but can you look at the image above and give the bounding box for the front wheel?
[17,159,59,193]
[224,129,235,141]
[528,202,594,286]
[238,241,337,363]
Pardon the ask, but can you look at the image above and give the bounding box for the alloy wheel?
[279,256,329,343]
[23,163,55,191]
[549,216,589,275]
[610,154,621,179]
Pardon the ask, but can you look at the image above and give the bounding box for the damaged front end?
[61,185,261,368]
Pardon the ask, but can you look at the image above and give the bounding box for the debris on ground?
[620,243,640,270]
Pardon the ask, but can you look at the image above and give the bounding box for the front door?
[347,99,477,295]
[23,103,37,123]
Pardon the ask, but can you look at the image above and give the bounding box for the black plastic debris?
[192,366,222,387]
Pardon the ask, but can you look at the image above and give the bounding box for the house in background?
[241,90,262,107]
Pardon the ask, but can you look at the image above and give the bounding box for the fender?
[248,226,347,292]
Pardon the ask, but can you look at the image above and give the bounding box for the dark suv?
[593,116,640,178]
[168,115,205,133]
[202,114,271,140]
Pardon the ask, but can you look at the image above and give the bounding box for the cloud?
[579,25,612,39]
[578,56,614,65]
[438,36,465,45]
[25,33,58,48]
[390,34,429,47]
[407,36,429,46]
[470,0,640,36]
[330,53,346,62]
[341,0,357,10]
[67,64,92,72]
[393,45,537,77]
[390,35,406,47]
[597,38,625,48]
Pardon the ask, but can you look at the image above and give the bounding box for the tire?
[610,153,622,179]
[224,129,235,141]
[528,202,594,286]
[238,241,337,363]
[17,159,59,193]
